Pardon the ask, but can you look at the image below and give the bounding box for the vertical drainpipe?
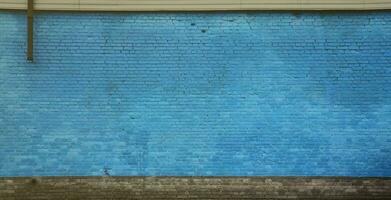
[27,0,34,61]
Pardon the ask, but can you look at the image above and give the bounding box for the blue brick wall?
[0,11,391,177]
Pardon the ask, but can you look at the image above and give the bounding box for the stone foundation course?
[0,177,390,199]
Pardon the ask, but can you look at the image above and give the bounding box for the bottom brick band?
[0,176,391,199]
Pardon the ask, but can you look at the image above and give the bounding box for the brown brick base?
[0,176,390,199]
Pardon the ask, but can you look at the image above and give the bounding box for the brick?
[0,11,390,177]
[0,177,391,200]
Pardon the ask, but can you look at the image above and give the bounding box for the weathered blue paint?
[0,11,391,177]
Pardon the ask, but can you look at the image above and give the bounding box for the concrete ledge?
[0,177,391,199]
[1,0,391,11]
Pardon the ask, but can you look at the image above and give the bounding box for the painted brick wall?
[0,11,390,177]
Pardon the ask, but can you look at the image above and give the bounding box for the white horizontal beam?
[0,0,390,11]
